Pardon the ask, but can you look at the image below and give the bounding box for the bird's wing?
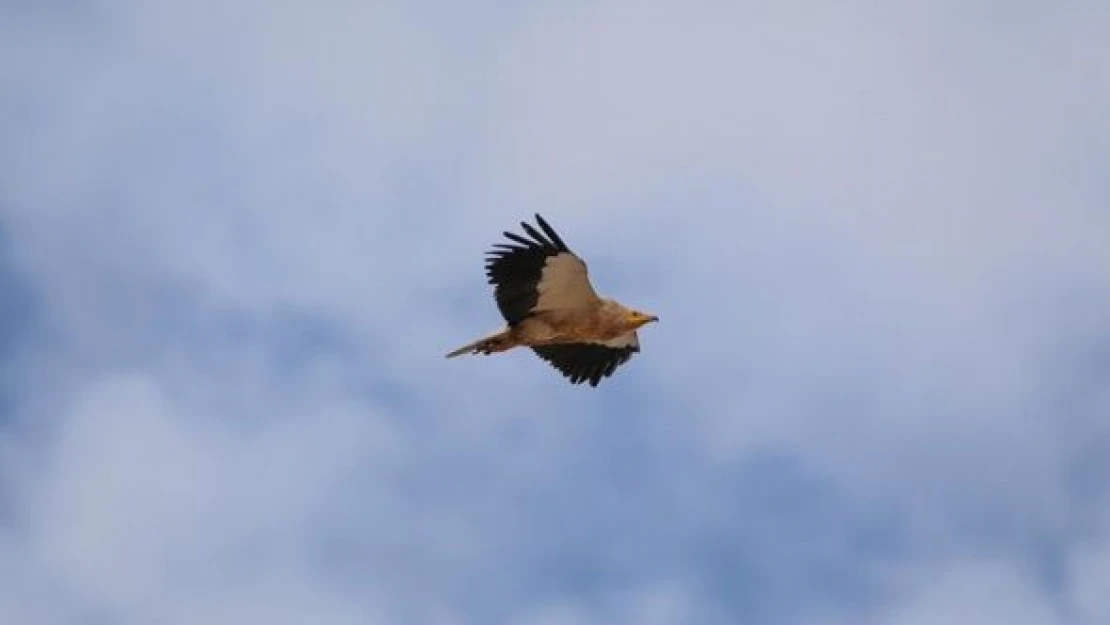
[531,332,640,387]
[485,214,600,325]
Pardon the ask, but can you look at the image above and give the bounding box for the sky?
[2,1,1110,623]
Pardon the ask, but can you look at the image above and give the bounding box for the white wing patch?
[597,331,640,351]
[534,252,600,311]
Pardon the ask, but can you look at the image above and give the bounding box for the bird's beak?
[646,314,659,323]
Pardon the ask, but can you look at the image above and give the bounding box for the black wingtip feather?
[533,214,569,252]
[502,232,533,247]
[520,222,553,248]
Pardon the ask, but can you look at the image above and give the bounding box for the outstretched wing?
[484,214,600,325]
[531,332,640,387]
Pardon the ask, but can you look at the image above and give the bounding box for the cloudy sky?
[2,1,1110,623]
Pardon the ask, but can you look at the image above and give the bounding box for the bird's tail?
[445,328,513,358]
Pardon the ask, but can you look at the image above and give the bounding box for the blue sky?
[2,1,1110,623]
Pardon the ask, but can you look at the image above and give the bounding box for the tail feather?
[445,328,512,358]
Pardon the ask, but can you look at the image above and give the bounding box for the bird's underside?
[446,214,657,387]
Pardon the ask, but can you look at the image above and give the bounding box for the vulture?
[446,214,658,386]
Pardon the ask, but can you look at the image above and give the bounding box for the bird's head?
[625,309,660,329]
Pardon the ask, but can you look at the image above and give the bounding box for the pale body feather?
[513,299,635,346]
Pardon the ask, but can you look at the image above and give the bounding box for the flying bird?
[446,214,658,386]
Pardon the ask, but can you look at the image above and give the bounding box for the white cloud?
[875,558,1065,625]
[3,371,399,623]
[1066,498,1110,624]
